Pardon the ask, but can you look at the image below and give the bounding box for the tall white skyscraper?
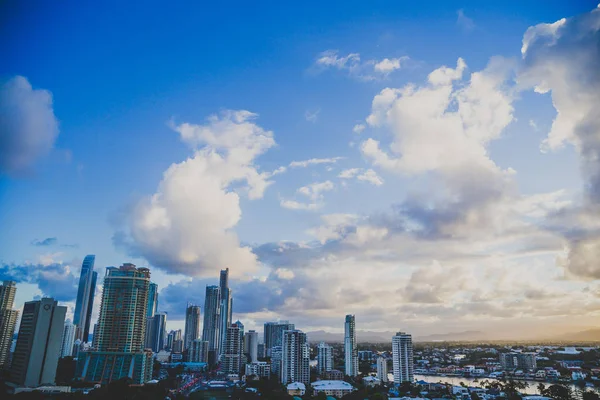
[317,342,333,375]
[392,332,413,384]
[377,357,388,382]
[344,314,358,377]
[60,320,76,358]
[281,329,310,386]
[244,330,259,363]
[0,281,19,370]
[189,339,208,363]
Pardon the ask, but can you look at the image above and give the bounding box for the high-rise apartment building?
[344,315,358,377]
[377,357,388,382]
[202,285,221,360]
[145,312,167,353]
[0,281,18,370]
[264,321,295,356]
[317,342,333,375]
[146,282,158,318]
[11,298,67,387]
[222,321,244,376]
[60,320,76,358]
[184,304,201,350]
[245,361,271,378]
[392,332,413,384]
[219,268,233,356]
[280,329,310,386]
[500,352,537,371]
[166,329,182,351]
[189,339,209,363]
[270,345,283,375]
[78,263,153,384]
[244,330,259,363]
[73,255,97,343]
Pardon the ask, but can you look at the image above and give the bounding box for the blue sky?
[1,1,600,338]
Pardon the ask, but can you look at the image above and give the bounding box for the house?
[287,382,306,396]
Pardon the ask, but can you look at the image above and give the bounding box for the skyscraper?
[222,321,244,376]
[392,332,413,384]
[60,320,76,358]
[219,268,232,356]
[344,315,358,377]
[244,330,259,363]
[202,285,220,360]
[145,312,167,353]
[0,281,18,370]
[78,263,153,384]
[147,282,158,318]
[376,357,388,383]
[184,304,201,350]
[317,342,333,375]
[73,255,97,343]
[166,329,182,351]
[264,321,295,356]
[11,298,67,387]
[280,329,310,386]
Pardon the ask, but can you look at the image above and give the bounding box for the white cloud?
[338,168,384,186]
[0,76,59,175]
[353,124,365,134]
[297,180,335,201]
[314,50,409,81]
[115,110,274,277]
[288,157,343,168]
[529,119,538,131]
[280,199,320,211]
[456,9,475,32]
[304,108,320,122]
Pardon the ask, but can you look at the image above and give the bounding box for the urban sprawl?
[0,256,598,399]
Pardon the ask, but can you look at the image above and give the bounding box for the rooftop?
[311,380,354,390]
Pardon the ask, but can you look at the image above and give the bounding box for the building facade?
[11,298,67,387]
[245,361,271,378]
[244,330,259,363]
[146,282,158,318]
[500,352,537,371]
[317,342,333,375]
[263,321,294,356]
[202,285,221,360]
[189,339,209,363]
[222,321,244,376]
[145,312,167,353]
[219,268,233,357]
[73,255,97,344]
[60,320,76,358]
[0,281,18,370]
[184,304,201,350]
[344,315,358,377]
[78,264,153,384]
[392,332,414,384]
[376,357,388,383]
[280,329,310,386]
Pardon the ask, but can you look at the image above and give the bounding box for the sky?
[1,1,600,340]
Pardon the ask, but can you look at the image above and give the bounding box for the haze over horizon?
[2,1,600,340]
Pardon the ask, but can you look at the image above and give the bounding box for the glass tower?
[73,255,97,343]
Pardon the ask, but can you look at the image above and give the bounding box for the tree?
[583,391,600,400]
[315,392,327,400]
[540,384,572,400]
[55,356,77,385]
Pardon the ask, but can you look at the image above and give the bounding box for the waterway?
[413,374,594,395]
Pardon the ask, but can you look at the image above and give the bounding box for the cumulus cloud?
[304,109,320,122]
[338,168,384,186]
[280,199,320,211]
[0,76,59,175]
[114,110,274,277]
[519,5,600,279]
[288,157,343,168]
[353,124,365,134]
[314,50,409,81]
[297,180,334,201]
[360,57,517,238]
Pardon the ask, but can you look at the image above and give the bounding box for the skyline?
[2,1,600,339]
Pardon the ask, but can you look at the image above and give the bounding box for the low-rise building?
[287,382,305,396]
[245,361,271,378]
[311,380,355,397]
